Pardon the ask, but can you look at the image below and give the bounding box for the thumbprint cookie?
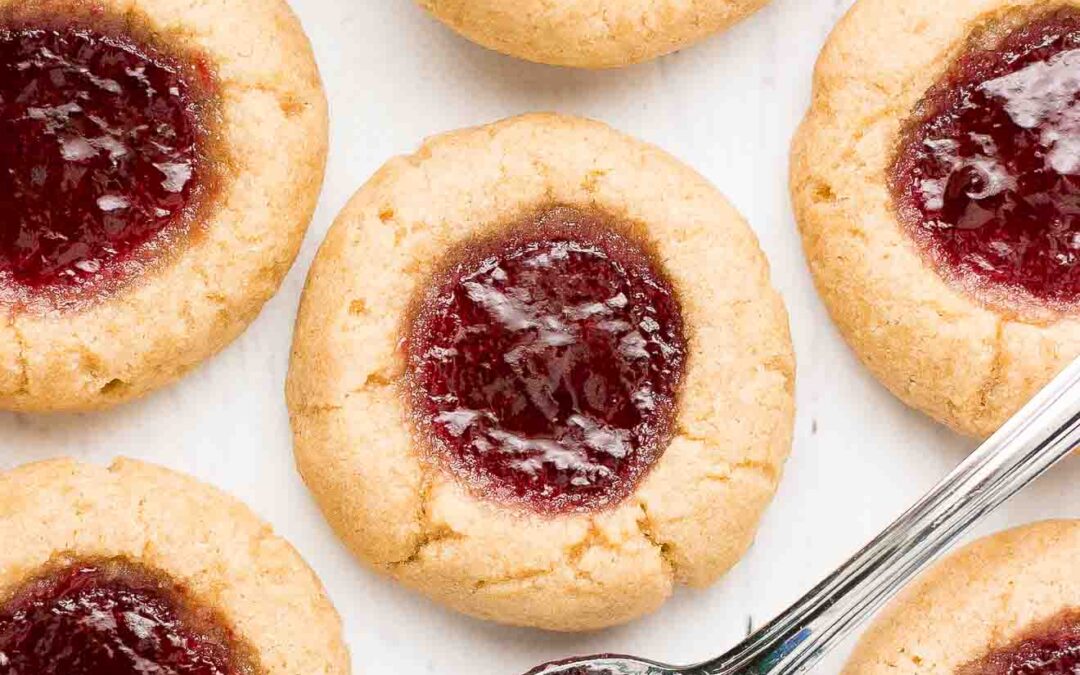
[0,458,349,674]
[417,0,771,68]
[844,520,1079,674]
[792,0,1080,437]
[0,0,328,411]
[287,113,795,631]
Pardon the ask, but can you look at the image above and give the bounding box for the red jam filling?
[959,610,1079,674]
[406,206,686,513]
[892,9,1080,307]
[0,559,251,674]
[0,21,213,303]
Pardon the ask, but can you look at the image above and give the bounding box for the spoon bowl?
[525,655,677,675]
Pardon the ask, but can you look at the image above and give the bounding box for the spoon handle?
[702,357,1080,675]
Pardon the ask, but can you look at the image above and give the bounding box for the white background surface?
[2,0,1078,673]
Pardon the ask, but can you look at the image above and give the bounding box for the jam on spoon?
[405,205,687,513]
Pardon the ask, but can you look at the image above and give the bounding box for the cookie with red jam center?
[406,206,686,513]
[0,559,253,675]
[0,458,349,675]
[843,521,1080,675]
[418,0,770,68]
[893,8,1080,309]
[793,2,1080,437]
[288,114,794,631]
[960,610,1080,675]
[0,0,327,412]
[0,22,214,299]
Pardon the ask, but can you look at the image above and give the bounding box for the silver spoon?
[526,356,1080,675]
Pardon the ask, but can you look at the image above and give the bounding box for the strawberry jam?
[0,558,252,674]
[0,20,215,304]
[892,9,1080,308]
[959,610,1079,674]
[406,206,686,513]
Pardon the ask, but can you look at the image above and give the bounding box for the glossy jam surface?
[406,207,686,513]
[892,9,1080,307]
[0,21,213,302]
[0,559,249,674]
[959,610,1080,674]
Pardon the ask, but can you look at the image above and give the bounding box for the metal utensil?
[526,357,1080,675]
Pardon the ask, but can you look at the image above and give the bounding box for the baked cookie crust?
[0,457,349,674]
[791,0,1080,438]
[0,0,328,412]
[843,520,1080,674]
[417,0,771,68]
[287,113,795,631]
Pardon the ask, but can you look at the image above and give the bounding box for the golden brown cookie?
[843,520,1080,674]
[0,0,328,412]
[791,0,1080,438]
[287,113,795,631]
[0,457,349,674]
[417,0,771,68]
